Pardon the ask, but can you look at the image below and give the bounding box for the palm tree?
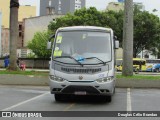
[122,0,133,76]
[8,0,19,70]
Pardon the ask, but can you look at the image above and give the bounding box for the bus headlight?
[50,75,65,82]
[96,77,113,83]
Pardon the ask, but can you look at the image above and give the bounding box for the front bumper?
[49,79,115,96]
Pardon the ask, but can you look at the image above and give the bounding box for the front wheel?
[54,94,63,101]
[113,87,115,94]
[101,95,112,103]
[156,68,160,72]
[107,96,112,102]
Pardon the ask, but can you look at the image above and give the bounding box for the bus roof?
[57,26,112,32]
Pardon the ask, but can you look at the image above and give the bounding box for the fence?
[0,58,50,69]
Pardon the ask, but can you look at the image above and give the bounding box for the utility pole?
[8,0,19,70]
[122,0,133,76]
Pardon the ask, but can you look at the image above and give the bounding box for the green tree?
[48,7,160,58]
[149,23,160,58]
[48,7,124,45]
[27,31,52,58]
[133,10,160,57]
[103,10,124,45]
[48,7,102,32]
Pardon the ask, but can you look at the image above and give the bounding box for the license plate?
[74,91,86,95]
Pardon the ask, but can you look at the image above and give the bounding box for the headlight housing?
[96,77,113,83]
[50,75,65,82]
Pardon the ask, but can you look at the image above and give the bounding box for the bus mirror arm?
[114,36,119,49]
[49,34,55,42]
[115,41,119,49]
[47,41,52,50]
[47,34,55,50]
[114,36,117,40]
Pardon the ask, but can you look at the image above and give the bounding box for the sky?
[19,0,160,17]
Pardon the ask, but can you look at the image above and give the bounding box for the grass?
[116,74,160,80]
[0,70,49,76]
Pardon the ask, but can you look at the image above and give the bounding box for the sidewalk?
[0,74,49,86]
[26,68,49,72]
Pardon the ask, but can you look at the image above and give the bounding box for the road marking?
[1,92,49,111]
[63,103,75,111]
[127,88,132,111]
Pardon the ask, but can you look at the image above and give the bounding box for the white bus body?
[48,26,119,102]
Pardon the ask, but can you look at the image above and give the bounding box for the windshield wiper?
[84,57,106,65]
[54,56,83,67]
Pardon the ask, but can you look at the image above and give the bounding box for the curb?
[0,74,49,86]
[0,74,160,88]
[116,78,160,88]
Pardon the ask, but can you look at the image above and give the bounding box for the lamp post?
[9,0,19,70]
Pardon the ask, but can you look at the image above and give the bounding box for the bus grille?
[61,67,101,74]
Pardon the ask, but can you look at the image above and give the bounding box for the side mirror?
[49,60,51,65]
[47,34,55,50]
[115,41,119,49]
[47,41,52,49]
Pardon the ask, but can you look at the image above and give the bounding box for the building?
[19,5,36,22]
[106,2,124,12]
[0,0,36,57]
[138,50,156,59]
[17,14,63,58]
[1,11,9,57]
[115,48,156,59]
[0,0,10,28]
[134,2,145,11]
[18,21,24,48]
[106,1,145,12]
[1,28,10,57]
[1,21,26,58]
[40,0,86,16]
[24,15,63,47]
[0,0,36,28]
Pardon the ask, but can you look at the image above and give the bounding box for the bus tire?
[134,69,139,74]
[156,68,159,72]
[113,87,115,94]
[107,96,112,102]
[54,94,63,101]
[101,95,112,103]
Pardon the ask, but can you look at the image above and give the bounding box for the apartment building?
[40,0,86,16]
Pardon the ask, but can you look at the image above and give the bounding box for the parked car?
[146,65,153,72]
[152,64,160,72]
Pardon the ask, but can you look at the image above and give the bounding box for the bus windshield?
[53,31,112,64]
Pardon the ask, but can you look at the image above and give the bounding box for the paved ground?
[0,85,160,120]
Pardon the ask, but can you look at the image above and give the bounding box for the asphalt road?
[0,85,160,120]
